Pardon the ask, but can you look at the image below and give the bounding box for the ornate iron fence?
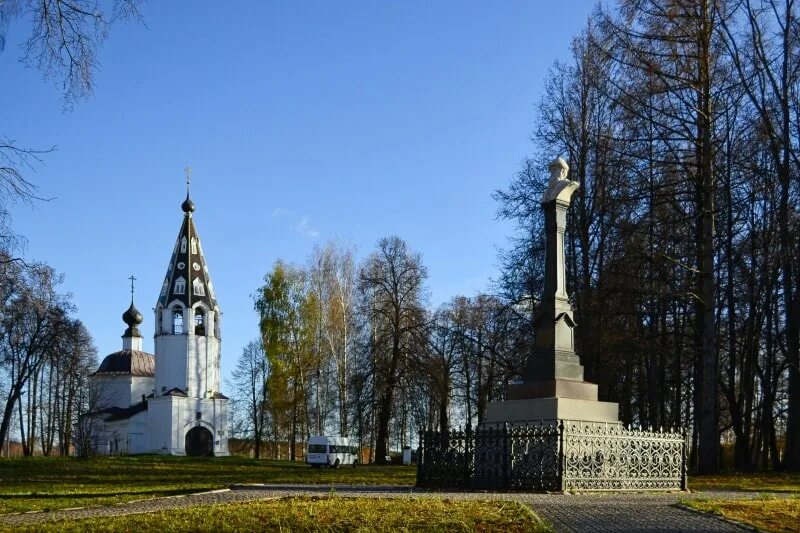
[417,420,686,492]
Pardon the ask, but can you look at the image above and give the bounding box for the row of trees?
[230,239,532,464]
[0,252,97,456]
[497,0,800,472]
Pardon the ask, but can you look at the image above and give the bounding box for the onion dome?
[123,302,143,326]
[92,349,155,377]
[123,302,143,337]
[182,194,195,214]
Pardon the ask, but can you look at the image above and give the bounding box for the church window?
[172,307,184,334]
[174,277,186,294]
[180,236,187,253]
[196,411,202,420]
[191,237,197,254]
[192,262,201,271]
[193,278,205,296]
[177,261,185,270]
[160,279,168,296]
[194,308,205,335]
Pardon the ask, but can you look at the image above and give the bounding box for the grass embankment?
[5,497,552,533]
[0,455,416,515]
[686,472,800,532]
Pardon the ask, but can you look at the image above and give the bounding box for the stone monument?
[417,157,685,492]
[484,157,620,425]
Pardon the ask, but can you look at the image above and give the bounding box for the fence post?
[681,429,688,491]
[558,420,566,492]
[502,422,509,489]
[464,424,472,489]
[416,430,425,487]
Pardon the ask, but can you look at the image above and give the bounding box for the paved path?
[0,484,758,532]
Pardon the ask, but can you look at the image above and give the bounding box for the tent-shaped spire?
[156,187,218,311]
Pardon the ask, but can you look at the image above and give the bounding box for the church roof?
[156,193,218,311]
[102,401,148,421]
[93,349,155,377]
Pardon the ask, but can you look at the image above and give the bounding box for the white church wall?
[147,396,180,453]
[154,334,222,399]
[126,411,149,454]
[186,335,221,398]
[181,397,229,456]
[103,420,126,455]
[211,399,229,456]
[145,396,229,456]
[131,376,155,403]
[93,376,132,409]
[154,335,189,394]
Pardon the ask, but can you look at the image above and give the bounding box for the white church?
[89,188,229,456]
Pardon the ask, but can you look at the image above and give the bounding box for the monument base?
[483,396,620,425]
[507,379,599,401]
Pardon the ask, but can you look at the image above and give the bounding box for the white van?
[307,436,359,468]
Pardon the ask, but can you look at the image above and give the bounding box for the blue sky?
[1,1,596,383]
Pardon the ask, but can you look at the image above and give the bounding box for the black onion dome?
[182,195,195,213]
[122,302,143,326]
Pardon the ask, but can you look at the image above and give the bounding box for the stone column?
[485,157,620,425]
[525,157,584,383]
[506,158,599,402]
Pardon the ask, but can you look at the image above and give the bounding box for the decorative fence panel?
[561,422,685,491]
[507,423,562,491]
[417,421,686,492]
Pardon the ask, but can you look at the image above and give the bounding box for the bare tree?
[0,258,70,452]
[359,236,427,464]
[309,242,356,436]
[721,0,800,471]
[73,379,112,458]
[231,339,269,458]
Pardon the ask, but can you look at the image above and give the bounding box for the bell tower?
[153,180,222,398]
[148,169,228,456]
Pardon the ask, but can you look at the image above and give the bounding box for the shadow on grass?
[0,488,204,500]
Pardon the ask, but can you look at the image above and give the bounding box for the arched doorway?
[185,426,213,457]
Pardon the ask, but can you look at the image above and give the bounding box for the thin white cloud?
[272,207,320,238]
[272,207,293,217]
[294,217,319,238]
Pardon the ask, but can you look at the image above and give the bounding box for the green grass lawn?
[689,471,800,493]
[685,496,800,533]
[685,472,800,533]
[4,496,551,533]
[0,455,416,515]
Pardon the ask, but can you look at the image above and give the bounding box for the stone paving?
[0,484,759,531]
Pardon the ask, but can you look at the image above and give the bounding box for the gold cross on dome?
[129,275,136,303]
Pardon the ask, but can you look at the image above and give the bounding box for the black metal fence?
[416,420,687,491]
